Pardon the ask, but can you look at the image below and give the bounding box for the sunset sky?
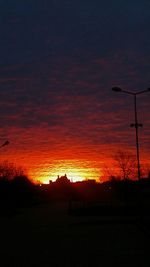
[0,0,150,183]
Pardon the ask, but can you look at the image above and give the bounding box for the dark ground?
[0,201,150,267]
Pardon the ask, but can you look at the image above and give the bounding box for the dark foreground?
[0,202,150,267]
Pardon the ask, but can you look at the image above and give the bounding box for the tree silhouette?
[0,161,25,180]
[114,150,136,180]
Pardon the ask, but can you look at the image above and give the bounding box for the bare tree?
[114,150,136,180]
[0,161,25,180]
[101,164,118,182]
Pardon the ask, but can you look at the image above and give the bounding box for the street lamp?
[0,140,10,148]
[112,87,150,180]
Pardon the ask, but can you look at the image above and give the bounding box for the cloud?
[0,0,149,181]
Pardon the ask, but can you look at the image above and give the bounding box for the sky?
[0,0,150,183]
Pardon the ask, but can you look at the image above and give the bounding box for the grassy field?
[0,201,150,267]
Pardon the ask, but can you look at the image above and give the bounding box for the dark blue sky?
[0,0,149,181]
[0,0,150,64]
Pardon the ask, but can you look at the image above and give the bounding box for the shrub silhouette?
[0,162,36,212]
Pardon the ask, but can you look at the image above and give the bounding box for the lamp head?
[1,140,9,147]
[112,87,122,92]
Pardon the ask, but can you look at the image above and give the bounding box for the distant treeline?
[1,165,150,217]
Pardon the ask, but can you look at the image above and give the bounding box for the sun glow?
[30,159,102,184]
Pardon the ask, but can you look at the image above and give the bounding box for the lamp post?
[112,87,150,180]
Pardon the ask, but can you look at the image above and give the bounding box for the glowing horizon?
[28,159,103,184]
[1,142,150,184]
